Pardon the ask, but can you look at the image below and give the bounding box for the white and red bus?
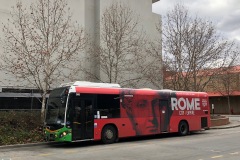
[44,81,210,143]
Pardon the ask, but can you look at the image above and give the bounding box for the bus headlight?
[60,131,68,138]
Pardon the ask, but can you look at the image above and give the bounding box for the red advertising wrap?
[44,81,210,144]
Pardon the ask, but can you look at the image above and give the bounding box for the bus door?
[72,98,94,141]
[159,100,170,132]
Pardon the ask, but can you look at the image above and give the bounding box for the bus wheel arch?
[101,124,118,144]
[178,120,189,136]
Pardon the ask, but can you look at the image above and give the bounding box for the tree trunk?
[41,92,47,123]
[227,96,231,115]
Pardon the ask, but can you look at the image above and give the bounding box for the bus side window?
[96,94,120,118]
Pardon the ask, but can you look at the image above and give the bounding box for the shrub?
[0,111,45,146]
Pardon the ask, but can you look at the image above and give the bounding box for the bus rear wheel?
[178,121,189,136]
[101,125,117,144]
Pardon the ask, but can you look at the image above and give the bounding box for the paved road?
[0,127,240,160]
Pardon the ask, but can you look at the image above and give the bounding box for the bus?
[44,81,210,144]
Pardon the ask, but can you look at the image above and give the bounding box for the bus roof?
[59,81,121,88]
[60,81,208,97]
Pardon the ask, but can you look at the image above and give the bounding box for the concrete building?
[164,65,240,114]
[0,0,161,109]
[84,0,161,88]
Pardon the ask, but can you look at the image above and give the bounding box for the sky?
[152,0,240,42]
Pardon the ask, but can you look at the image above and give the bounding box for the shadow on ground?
[46,131,207,149]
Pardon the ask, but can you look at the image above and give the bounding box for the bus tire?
[101,125,117,144]
[178,121,189,136]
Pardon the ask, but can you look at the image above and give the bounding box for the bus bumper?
[44,127,72,142]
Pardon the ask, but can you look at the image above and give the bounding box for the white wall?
[0,0,87,88]
[99,0,160,40]
[0,0,162,89]
[99,0,162,89]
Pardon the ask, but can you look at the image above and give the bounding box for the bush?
[0,111,45,146]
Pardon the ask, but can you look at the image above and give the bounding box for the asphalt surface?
[1,127,240,160]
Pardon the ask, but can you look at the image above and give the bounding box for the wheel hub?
[105,129,113,139]
[181,126,185,132]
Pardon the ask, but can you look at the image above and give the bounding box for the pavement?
[210,115,240,129]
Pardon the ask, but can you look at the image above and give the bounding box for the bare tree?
[1,0,86,120]
[161,3,236,91]
[210,64,240,114]
[136,40,163,89]
[81,2,146,88]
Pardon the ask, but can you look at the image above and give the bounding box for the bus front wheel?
[178,121,189,136]
[101,125,117,144]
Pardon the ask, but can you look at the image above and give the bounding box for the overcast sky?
[152,0,240,42]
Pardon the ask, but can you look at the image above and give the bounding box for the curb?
[210,124,240,129]
[0,142,56,149]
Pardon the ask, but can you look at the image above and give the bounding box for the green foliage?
[0,111,44,146]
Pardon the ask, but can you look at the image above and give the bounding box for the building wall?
[99,0,159,44]
[207,68,240,114]
[0,0,162,90]
[164,66,240,114]
[209,96,240,115]
[98,0,161,89]
[0,0,20,87]
[206,73,240,93]
[0,0,85,87]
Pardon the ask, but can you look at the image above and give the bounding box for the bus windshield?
[45,87,68,126]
